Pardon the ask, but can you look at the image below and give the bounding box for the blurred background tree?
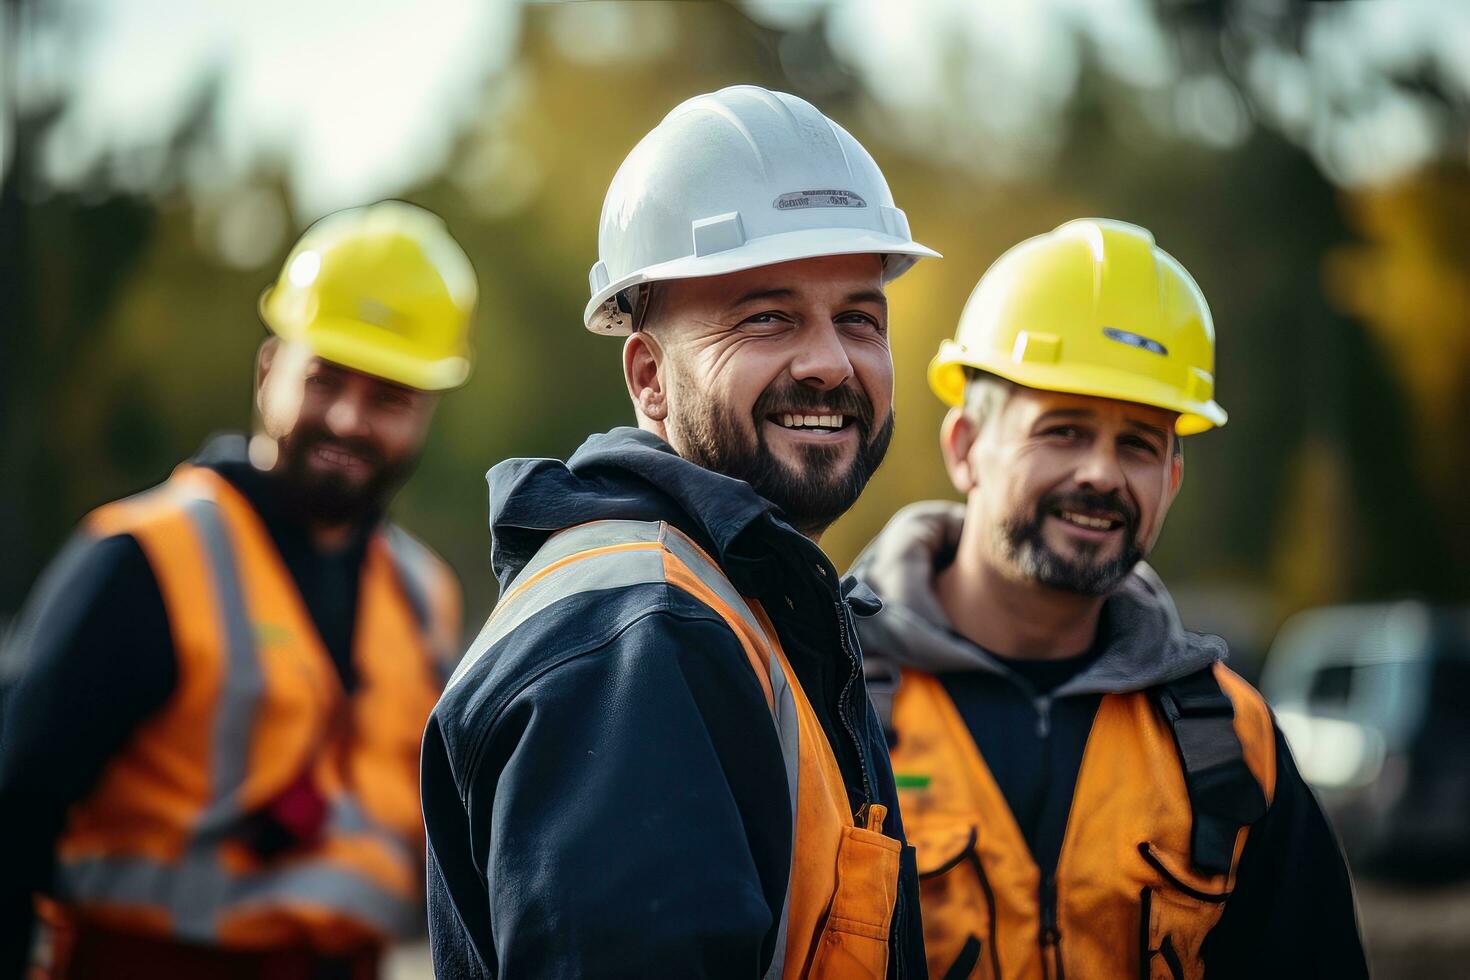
[6,0,1468,649]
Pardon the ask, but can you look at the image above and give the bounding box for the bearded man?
[421,86,938,979]
[0,202,470,979]
[850,219,1367,978]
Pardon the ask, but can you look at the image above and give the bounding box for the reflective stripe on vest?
[56,466,445,947]
[386,524,461,681]
[453,520,900,979]
[889,667,1275,980]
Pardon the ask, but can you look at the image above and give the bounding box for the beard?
[668,377,893,536]
[1000,487,1144,595]
[274,426,420,526]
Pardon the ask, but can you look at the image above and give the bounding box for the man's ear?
[255,337,280,413]
[940,407,979,495]
[623,330,668,425]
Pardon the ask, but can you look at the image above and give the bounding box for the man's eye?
[1045,425,1079,439]
[839,312,884,333]
[377,392,412,410]
[741,312,791,329]
[1122,436,1162,457]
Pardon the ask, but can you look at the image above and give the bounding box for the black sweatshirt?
[0,434,371,978]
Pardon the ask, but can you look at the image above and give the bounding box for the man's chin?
[286,475,380,525]
[767,440,856,477]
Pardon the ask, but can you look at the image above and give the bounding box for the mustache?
[296,430,384,466]
[1038,487,1139,530]
[750,380,876,434]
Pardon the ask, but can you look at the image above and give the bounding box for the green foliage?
[5,2,1468,653]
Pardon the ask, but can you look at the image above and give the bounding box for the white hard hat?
[585,85,940,334]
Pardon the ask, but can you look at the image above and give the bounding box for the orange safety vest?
[45,463,459,952]
[889,666,1276,980]
[456,519,902,978]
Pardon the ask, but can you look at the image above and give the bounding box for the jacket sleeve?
[429,598,793,979]
[1201,726,1369,978]
[0,532,178,980]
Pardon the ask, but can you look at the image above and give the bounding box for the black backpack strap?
[1152,667,1268,876]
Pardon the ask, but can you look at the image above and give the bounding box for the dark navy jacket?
[422,428,925,979]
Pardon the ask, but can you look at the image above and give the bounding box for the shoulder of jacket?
[435,588,740,749]
[1210,661,1279,802]
[84,479,189,539]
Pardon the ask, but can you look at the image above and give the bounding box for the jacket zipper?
[834,599,873,810]
[1040,876,1065,980]
[1033,695,1053,737]
[891,876,909,980]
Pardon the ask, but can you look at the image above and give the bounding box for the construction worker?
[0,201,472,979]
[421,85,939,978]
[849,219,1368,978]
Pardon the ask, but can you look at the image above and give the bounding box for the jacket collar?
[487,427,855,605]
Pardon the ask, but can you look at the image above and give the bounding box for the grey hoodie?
[849,500,1227,701]
[847,502,1371,979]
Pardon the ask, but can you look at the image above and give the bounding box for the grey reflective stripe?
[385,524,434,634]
[510,519,664,589]
[660,528,767,641]
[57,853,417,941]
[229,861,416,936]
[0,531,105,666]
[763,647,800,980]
[452,519,799,979]
[180,496,262,838]
[331,796,419,867]
[447,535,667,691]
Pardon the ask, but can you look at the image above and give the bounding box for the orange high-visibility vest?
[47,463,459,951]
[890,667,1276,980]
[454,519,902,978]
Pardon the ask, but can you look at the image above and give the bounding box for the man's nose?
[789,321,855,391]
[324,391,372,438]
[1075,440,1124,495]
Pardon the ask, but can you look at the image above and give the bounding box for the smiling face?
[256,339,439,526]
[623,253,894,537]
[943,377,1182,595]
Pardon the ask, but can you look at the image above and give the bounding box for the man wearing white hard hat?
[422,86,937,977]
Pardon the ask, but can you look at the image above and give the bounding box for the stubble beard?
[999,488,1145,595]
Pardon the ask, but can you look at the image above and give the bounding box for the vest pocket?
[1138,842,1233,980]
[809,806,902,980]
[910,822,998,980]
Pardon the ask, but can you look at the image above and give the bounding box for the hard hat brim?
[929,344,1228,436]
[583,227,940,335]
[260,289,470,391]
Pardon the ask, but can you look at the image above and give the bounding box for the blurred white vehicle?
[1261,601,1470,881]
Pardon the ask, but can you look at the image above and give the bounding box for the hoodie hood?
[849,500,1225,697]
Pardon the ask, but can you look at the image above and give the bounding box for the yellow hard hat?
[259,201,477,391]
[929,219,1226,435]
